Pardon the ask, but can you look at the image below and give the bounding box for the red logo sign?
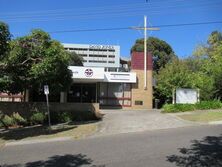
[85,69,93,77]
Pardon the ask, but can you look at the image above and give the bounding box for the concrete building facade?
[63,44,153,109]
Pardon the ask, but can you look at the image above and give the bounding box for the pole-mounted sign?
[44,85,49,95]
[44,85,51,128]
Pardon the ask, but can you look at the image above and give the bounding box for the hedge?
[162,101,222,113]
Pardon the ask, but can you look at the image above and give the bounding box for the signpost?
[44,85,51,128]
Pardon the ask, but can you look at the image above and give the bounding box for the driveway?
[95,109,197,136]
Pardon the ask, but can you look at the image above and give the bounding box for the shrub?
[1,115,15,127]
[162,104,195,113]
[30,112,45,125]
[12,112,27,126]
[59,112,72,123]
[162,101,222,113]
[50,112,72,124]
[195,101,222,110]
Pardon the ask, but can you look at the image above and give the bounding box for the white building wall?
[63,43,120,68]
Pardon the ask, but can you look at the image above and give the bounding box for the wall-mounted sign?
[68,66,137,83]
[68,66,104,81]
[104,72,136,83]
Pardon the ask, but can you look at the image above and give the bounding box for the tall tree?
[131,37,176,72]
[0,22,11,92]
[0,22,10,59]
[155,58,193,103]
[193,30,222,99]
[6,29,82,95]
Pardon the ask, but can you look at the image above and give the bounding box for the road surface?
[0,125,222,167]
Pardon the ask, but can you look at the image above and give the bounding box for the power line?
[0,0,201,16]
[1,0,221,23]
[44,21,222,34]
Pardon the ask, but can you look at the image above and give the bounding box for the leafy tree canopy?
[156,57,214,103]
[192,30,222,99]
[0,22,11,92]
[5,29,82,94]
[131,37,176,72]
[0,22,11,60]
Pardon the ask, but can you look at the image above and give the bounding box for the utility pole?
[131,16,159,90]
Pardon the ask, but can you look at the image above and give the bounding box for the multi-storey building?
[62,43,153,109]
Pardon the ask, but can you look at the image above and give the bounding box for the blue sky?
[0,0,222,58]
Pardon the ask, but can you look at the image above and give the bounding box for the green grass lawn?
[0,122,98,147]
[178,111,222,123]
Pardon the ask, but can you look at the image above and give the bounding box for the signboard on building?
[68,66,104,81]
[104,72,136,83]
[68,66,137,83]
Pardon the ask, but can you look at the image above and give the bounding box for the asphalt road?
[0,125,222,167]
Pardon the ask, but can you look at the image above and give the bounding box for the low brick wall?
[0,102,101,121]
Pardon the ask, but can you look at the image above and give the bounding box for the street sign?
[44,85,49,95]
[44,85,51,128]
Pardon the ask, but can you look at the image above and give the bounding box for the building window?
[89,49,107,52]
[88,60,107,63]
[89,54,107,58]
[108,61,115,63]
[73,48,88,51]
[109,55,115,58]
[79,54,87,57]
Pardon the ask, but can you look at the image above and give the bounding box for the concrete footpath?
[93,109,198,137]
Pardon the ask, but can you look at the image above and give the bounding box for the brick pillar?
[131,52,153,109]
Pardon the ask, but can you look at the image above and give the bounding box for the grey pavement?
[0,124,222,167]
[94,109,198,137]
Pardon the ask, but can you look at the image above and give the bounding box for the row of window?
[65,47,115,52]
[85,60,115,63]
[78,54,115,58]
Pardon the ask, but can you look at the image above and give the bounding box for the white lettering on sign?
[89,45,115,50]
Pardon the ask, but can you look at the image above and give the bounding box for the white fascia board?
[104,72,136,83]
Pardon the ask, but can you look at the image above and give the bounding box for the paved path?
[94,109,198,137]
[1,125,222,167]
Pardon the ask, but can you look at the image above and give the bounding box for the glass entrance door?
[68,83,97,103]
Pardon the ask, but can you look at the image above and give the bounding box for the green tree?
[131,37,176,72]
[0,22,10,59]
[0,22,11,92]
[184,57,214,100]
[69,51,83,66]
[155,58,193,103]
[6,29,82,95]
[193,30,222,100]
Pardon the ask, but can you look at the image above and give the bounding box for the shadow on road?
[167,134,222,167]
[1,154,105,167]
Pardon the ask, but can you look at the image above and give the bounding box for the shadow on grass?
[1,154,105,167]
[167,134,222,167]
[0,125,76,141]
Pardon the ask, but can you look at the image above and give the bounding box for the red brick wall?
[131,52,153,70]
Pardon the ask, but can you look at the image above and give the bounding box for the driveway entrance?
[95,109,197,136]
